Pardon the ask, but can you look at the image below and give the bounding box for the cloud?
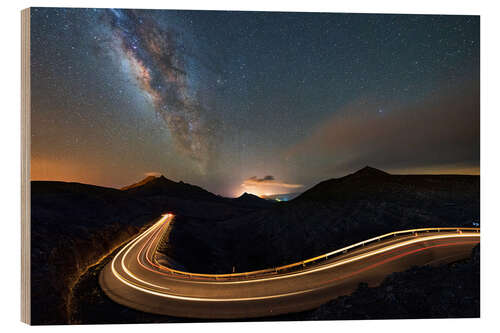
[242,175,303,189]
[284,79,479,176]
[248,175,275,182]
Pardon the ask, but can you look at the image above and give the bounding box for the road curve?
[99,214,480,319]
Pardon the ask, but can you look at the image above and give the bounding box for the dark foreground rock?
[302,244,480,320]
[31,168,479,324]
[30,181,162,325]
[68,240,190,325]
[30,177,271,324]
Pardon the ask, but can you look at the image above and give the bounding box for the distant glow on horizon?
[389,165,480,176]
[233,188,273,198]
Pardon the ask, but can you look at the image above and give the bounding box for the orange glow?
[237,178,302,198]
[31,156,95,184]
[30,156,134,189]
[390,165,480,175]
[233,188,278,198]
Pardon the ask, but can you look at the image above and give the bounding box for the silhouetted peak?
[348,166,390,178]
[231,192,276,207]
[121,173,219,200]
[158,175,182,184]
[238,192,259,199]
[120,175,158,190]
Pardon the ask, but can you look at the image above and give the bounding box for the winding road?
[99,214,480,319]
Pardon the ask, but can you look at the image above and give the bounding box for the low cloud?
[242,175,303,189]
[284,79,479,176]
[248,175,275,182]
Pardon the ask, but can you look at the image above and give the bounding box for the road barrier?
[151,219,479,281]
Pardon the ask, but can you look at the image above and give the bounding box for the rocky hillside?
[230,192,276,209]
[160,167,479,273]
[31,167,479,323]
[300,244,480,320]
[121,175,274,219]
[30,181,162,324]
[120,175,157,191]
[123,175,218,200]
[30,176,272,324]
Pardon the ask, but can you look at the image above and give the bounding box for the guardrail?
[152,219,479,281]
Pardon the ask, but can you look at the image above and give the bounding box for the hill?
[294,166,475,202]
[120,175,157,191]
[30,178,272,324]
[122,175,218,201]
[160,167,479,273]
[31,167,480,322]
[30,181,162,324]
[231,192,276,208]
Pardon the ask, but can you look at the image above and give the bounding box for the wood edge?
[21,7,31,325]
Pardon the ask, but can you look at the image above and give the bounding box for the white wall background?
[1,0,498,331]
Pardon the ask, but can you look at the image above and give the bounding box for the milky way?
[30,8,479,195]
[104,9,218,171]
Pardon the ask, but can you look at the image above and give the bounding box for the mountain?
[30,177,272,324]
[122,175,218,201]
[161,166,479,274]
[235,192,262,202]
[121,175,276,209]
[231,192,276,208]
[294,166,476,202]
[120,175,157,191]
[31,167,480,322]
[120,175,276,220]
[30,181,162,324]
[346,165,390,178]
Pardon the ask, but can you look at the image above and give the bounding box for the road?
[99,214,480,319]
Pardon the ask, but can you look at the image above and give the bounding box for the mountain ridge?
[161,166,479,273]
[120,175,157,191]
[122,174,219,201]
[293,166,478,202]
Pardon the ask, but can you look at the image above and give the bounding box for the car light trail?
[100,213,480,318]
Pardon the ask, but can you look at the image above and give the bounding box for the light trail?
[100,213,480,318]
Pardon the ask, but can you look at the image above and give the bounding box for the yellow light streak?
[106,213,479,302]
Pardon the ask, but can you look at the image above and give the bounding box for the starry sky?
[30,8,480,197]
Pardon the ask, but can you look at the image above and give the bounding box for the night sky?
[30,8,480,197]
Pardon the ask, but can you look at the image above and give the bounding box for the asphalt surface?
[99,214,480,319]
